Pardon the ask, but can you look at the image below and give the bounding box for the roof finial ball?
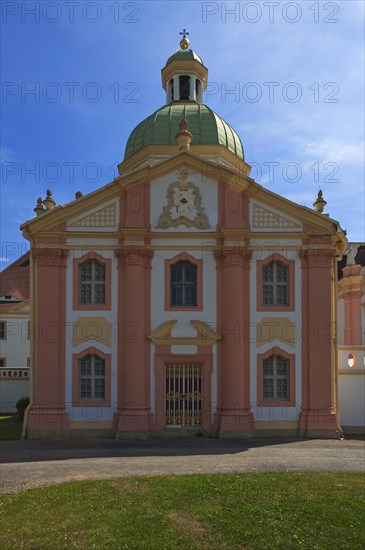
[43,189,56,210]
[34,197,45,217]
[179,28,190,50]
[313,189,327,214]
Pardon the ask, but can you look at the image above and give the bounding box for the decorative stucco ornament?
[156,168,210,230]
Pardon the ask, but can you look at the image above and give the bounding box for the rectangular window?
[263,262,288,306]
[170,261,197,307]
[79,355,105,400]
[0,358,6,368]
[80,261,105,305]
[0,322,6,339]
[263,355,288,401]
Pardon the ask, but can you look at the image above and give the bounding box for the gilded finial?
[313,189,327,213]
[179,28,190,50]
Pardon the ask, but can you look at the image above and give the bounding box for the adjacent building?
[0,253,30,412]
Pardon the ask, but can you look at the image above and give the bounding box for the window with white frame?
[79,354,105,400]
[263,261,288,306]
[263,355,289,401]
[170,261,197,307]
[79,260,105,305]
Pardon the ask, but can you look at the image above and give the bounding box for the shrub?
[16,397,30,422]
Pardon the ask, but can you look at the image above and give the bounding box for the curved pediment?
[148,320,221,346]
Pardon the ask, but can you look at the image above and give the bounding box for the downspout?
[333,251,343,439]
[21,227,34,439]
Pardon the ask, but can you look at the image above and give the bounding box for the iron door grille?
[165,363,202,427]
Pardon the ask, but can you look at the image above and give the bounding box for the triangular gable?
[20,179,122,234]
[20,148,346,256]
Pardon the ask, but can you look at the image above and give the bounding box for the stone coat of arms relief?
[156,169,210,230]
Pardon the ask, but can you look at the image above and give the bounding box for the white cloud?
[303,140,364,163]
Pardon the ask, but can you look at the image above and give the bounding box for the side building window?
[0,321,6,340]
[80,354,105,400]
[171,261,197,307]
[80,260,105,305]
[263,355,288,401]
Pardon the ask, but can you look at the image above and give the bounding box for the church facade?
[21,37,349,439]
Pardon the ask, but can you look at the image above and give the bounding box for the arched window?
[169,78,174,102]
[79,354,105,400]
[170,260,197,307]
[263,355,289,401]
[80,260,105,305]
[195,79,201,101]
[179,75,190,100]
[263,261,288,306]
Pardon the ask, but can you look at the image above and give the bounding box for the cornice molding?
[31,247,68,267]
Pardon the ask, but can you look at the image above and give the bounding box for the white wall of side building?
[0,310,30,411]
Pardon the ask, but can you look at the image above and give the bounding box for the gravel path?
[1,437,364,494]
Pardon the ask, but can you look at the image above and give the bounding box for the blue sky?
[1,0,364,267]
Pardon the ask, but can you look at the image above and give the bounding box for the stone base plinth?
[26,406,70,439]
[299,408,340,439]
[114,407,152,437]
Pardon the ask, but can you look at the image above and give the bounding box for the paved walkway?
[1,437,364,493]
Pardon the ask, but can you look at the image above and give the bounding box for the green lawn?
[0,414,22,440]
[0,473,364,549]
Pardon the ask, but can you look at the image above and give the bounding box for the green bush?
[16,397,30,422]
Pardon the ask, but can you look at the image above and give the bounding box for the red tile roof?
[0,252,30,302]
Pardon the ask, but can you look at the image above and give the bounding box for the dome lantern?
[123,37,245,163]
[161,31,208,104]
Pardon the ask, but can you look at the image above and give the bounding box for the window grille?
[165,363,202,427]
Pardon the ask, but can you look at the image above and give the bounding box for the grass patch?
[0,414,22,440]
[0,473,364,549]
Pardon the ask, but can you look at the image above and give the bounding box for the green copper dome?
[124,103,244,161]
[165,49,204,66]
